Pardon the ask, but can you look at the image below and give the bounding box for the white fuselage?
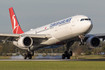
[14,15,93,50]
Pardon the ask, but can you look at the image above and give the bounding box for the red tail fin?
[9,7,24,34]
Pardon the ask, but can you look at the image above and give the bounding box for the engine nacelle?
[18,36,33,48]
[86,36,100,48]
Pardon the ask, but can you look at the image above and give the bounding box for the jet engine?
[86,36,100,48]
[18,36,33,48]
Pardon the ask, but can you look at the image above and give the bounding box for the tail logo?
[9,7,24,34]
[12,15,16,30]
[12,15,18,33]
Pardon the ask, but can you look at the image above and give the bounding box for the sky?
[0,0,105,34]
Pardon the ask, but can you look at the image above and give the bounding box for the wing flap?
[0,33,52,41]
[0,33,19,41]
[21,34,52,38]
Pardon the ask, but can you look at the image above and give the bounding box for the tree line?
[0,41,105,56]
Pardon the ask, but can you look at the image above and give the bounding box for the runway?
[1,59,105,61]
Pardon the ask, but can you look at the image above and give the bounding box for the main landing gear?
[62,41,74,59]
[62,51,72,59]
[24,51,34,59]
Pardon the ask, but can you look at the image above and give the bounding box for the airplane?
[0,7,104,59]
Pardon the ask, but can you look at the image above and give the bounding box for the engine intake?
[23,37,32,46]
[86,36,100,48]
[18,36,33,48]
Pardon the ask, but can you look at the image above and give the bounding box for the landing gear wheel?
[24,54,27,59]
[64,51,68,55]
[67,55,70,59]
[62,51,72,59]
[62,41,74,59]
[28,55,32,59]
[24,51,34,59]
[70,51,72,56]
[62,54,65,59]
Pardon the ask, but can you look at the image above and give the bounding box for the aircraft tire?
[67,55,70,59]
[62,54,65,59]
[70,51,72,56]
[24,54,27,59]
[28,55,32,59]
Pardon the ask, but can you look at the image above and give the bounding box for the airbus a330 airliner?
[0,7,104,59]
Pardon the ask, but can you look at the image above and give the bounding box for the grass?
[0,61,105,70]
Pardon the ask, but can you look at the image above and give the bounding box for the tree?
[0,45,3,55]
[85,50,91,55]
[102,46,105,52]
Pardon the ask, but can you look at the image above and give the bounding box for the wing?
[0,33,52,42]
[85,33,105,39]
[91,33,105,38]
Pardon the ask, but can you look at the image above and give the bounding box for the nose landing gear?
[79,35,85,46]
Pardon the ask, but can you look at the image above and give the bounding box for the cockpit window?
[80,18,91,21]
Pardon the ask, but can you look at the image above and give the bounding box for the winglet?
[9,7,24,34]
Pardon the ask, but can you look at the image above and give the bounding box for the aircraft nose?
[88,21,93,29]
[84,21,93,33]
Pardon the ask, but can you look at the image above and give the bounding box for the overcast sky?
[0,0,105,34]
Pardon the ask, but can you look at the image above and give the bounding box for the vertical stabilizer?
[9,7,24,34]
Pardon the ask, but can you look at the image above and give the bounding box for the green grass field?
[0,61,105,70]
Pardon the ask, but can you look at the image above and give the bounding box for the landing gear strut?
[24,51,34,59]
[79,35,85,45]
[62,41,74,59]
